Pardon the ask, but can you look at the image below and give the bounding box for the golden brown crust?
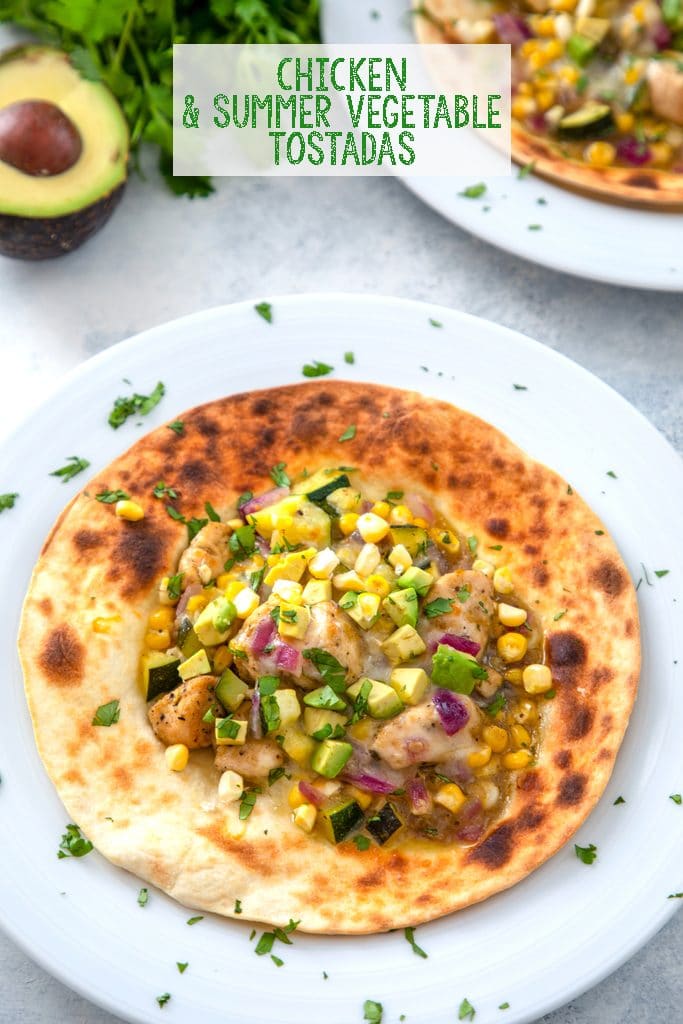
[414,0,683,209]
[18,381,640,932]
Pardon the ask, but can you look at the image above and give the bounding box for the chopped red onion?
[456,823,485,844]
[404,492,434,523]
[651,21,672,48]
[249,688,262,740]
[251,616,276,654]
[494,12,533,47]
[432,689,470,736]
[240,486,289,518]
[617,136,651,166]
[275,642,302,675]
[298,780,325,806]
[438,633,480,657]
[343,772,397,795]
[176,583,202,620]
[255,535,271,559]
[406,777,432,815]
[528,112,547,133]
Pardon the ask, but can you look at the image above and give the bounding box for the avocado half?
[0,46,129,260]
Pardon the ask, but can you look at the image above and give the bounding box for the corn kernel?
[649,141,673,167]
[632,1,646,22]
[364,574,391,598]
[224,580,246,601]
[528,50,547,70]
[512,699,539,725]
[624,65,640,85]
[549,0,576,11]
[212,645,233,673]
[616,111,635,133]
[308,547,341,579]
[145,628,170,651]
[227,518,243,530]
[371,500,391,519]
[585,141,616,167]
[520,39,540,58]
[186,593,209,614]
[388,544,412,575]
[115,499,144,522]
[149,607,174,631]
[502,749,533,770]
[498,603,527,628]
[388,504,414,525]
[435,783,467,815]
[355,543,381,577]
[493,566,514,595]
[506,668,524,685]
[339,512,359,536]
[348,718,374,742]
[511,724,532,748]
[216,573,232,590]
[302,579,332,605]
[517,81,534,95]
[357,512,391,542]
[92,615,121,634]
[165,743,189,771]
[468,744,493,768]
[233,587,260,618]
[483,725,509,752]
[522,663,554,694]
[218,769,243,802]
[413,516,429,529]
[288,784,307,809]
[333,570,366,592]
[544,38,564,59]
[357,592,381,620]
[512,95,537,120]
[537,15,556,35]
[472,559,494,578]
[559,64,580,83]
[293,803,317,833]
[536,88,556,112]
[497,632,528,663]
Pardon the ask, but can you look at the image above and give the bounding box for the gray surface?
[0,165,681,1023]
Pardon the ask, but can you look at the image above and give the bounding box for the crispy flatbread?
[19,382,639,933]
[415,0,683,209]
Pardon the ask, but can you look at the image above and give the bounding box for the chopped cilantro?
[670,793,682,805]
[339,424,356,442]
[271,954,284,967]
[58,824,93,859]
[459,183,486,198]
[156,993,171,1009]
[255,932,275,955]
[459,998,476,1021]
[344,351,355,364]
[153,481,177,499]
[553,610,567,621]
[168,420,184,435]
[386,490,404,502]
[186,915,203,925]
[595,530,605,536]
[137,887,149,907]
[270,461,290,487]
[229,524,257,560]
[424,597,454,618]
[96,489,129,503]
[668,892,683,899]
[268,766,286,786]
[0,492,18,512]
[488,544,503,551]
[517,160,535,179]
[92,699,120,727]
[575,843,598,864]
[234,899,242,914]
[351,678,373,723]
[404,926,428,959]
[513,383,528,391]
[429,318,443,328]
[485,691,506,717]
[204,500,220,522]
[186,516,208,542]
[613,796,625,805]
[216,716,241,740]
[108,382,164,428]
[165,505,184,522]
[467,535,478,554]
[607,470,618,479]
[254,301,272,323]
[166,573,184,600]
[528,224,542,231]
[567,485,573,495]
[176,962,188,973]
[303,649,346,693]
[237,490,253,508]
[655,569,670,579]
[499,1003,510,1010]
[364,1000,383,1023]
[50,456,90,483]
[353,835,371,851]
[303,360,334,377]
[456,585,471,603]
[239,788,260,820]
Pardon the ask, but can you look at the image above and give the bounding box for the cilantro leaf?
[58,823,93,859]
[92,699,120,727]
[0,493,18,512]
[270,462,290,487]
[670,793,682,805]
[459,183,486,198]
[96,488,129,503]
[353,835,371,851]
[137,887,149,907]
[302,649,346,693]
[575,842,598,864]
[186,916,203,925]
[424,597,454,618]
[156,993,171,1009]
[303,360,334,377]
[50,456,90,483]
[364,1000,383,1023]
[404,926,428,958]
[344,351,355,363]
[168,420,184,435]
[458,998,476,1021]
[176,962,188,973]
[108,382,164,428]
[339,424,356,442]
[254,301,273,323]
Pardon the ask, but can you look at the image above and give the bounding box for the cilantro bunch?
[0,0,320,196]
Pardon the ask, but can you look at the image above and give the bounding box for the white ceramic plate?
[321,0,683,292]
[1,294,681,1024]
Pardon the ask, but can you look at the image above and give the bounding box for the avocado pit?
[0,99,82,176]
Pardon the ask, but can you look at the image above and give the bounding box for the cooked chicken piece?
[422,570,495,655]
[647,59,683,126]
[214,738,284,781]
[231,599,362,688]
[148,674,216,749]
[178,522,232,588]
[371,697,480,770]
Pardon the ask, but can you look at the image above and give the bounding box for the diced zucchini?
[281,725,315,766]
[293,468,351,503]
[140,651,181,701]
[178,648,212,680]
[321,799,364,843]
[367,802,403,845]
[326,486,362,513]
[273,689,301,728]
[215,668,249,712]
[381,625,427,663]
[311,739,353,779]
[248,494,331,548]
[558,103,613,139]
[346,678,403,719]
[382,588,418,628]
[389,525,428,557]
[177,617,203,659]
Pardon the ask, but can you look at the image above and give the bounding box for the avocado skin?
[0,180,126,260]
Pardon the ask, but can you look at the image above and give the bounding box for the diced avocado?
[214,716,247,746]
[249,494,331,548]
[321,799,364,843]
[389,524,428,557]
[344,592,381,631]
[311,739,354,779]
[389,667,430,706]
[431,644,486,695]
[276,601,310,640]
[215,668,249,711]
[382,587,418,628]
[381,625,427,664]
[140,651,181,701]
[273,688,301,728]
[367,803,403,845]
[347,678,403,719]
[303,686,347,712]
[193,597,236,646]
[566,32,598,65]
[281,725,315,766]
[397,565,433,598]
[303,707,348,739]
[178,648,212,680]
[558,102,614,139]
[575,16,609,44]
[293,468,351,503]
